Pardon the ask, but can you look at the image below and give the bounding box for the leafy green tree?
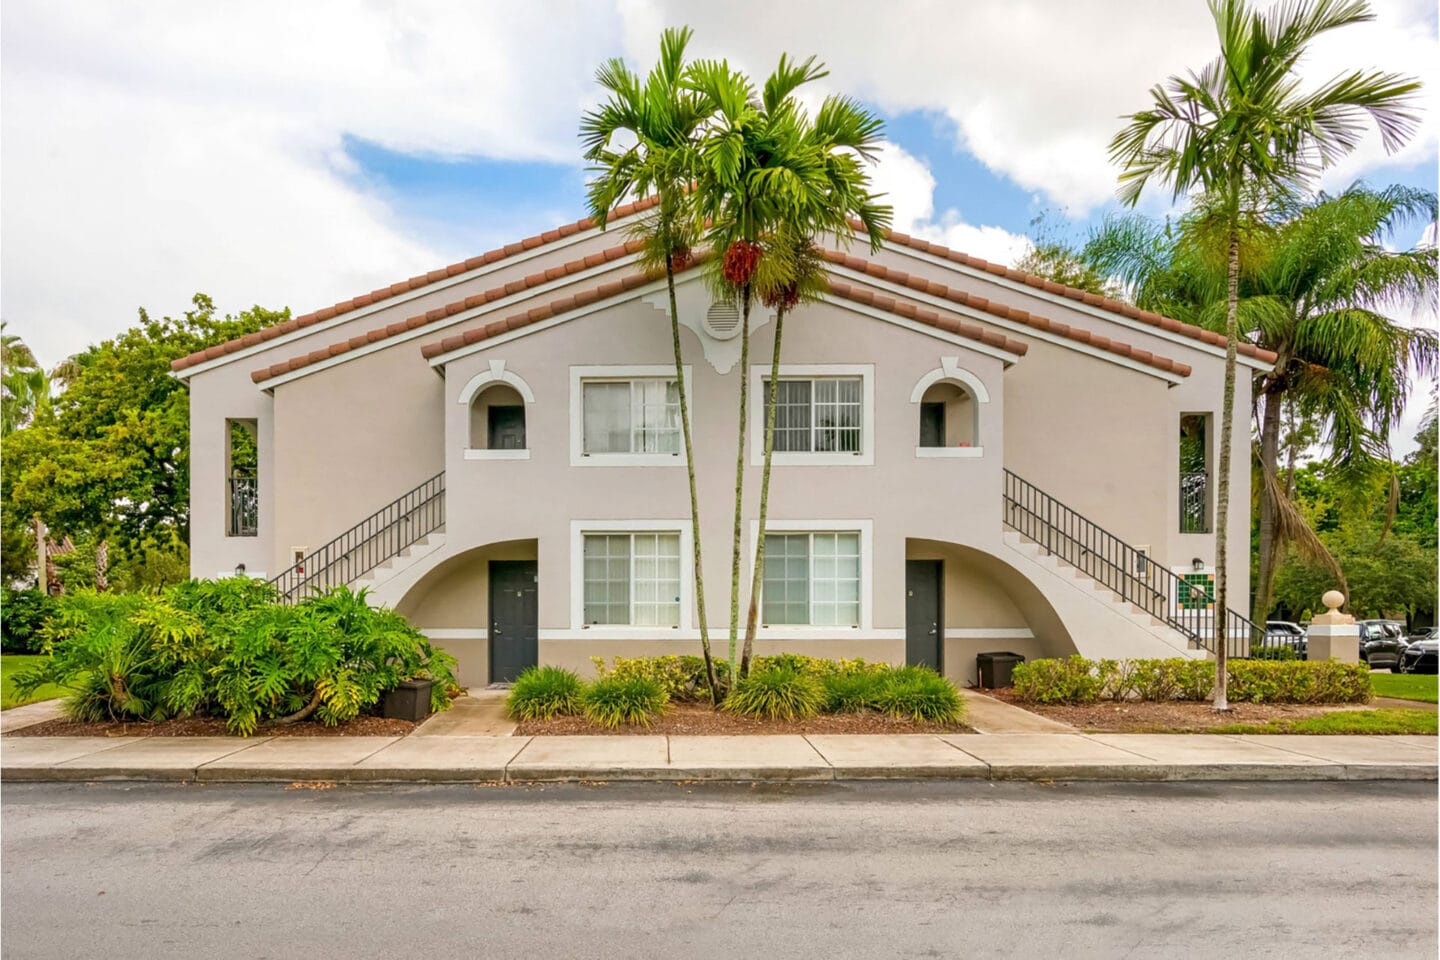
[1015,212,1122,298]
[1087,184,1437,619]
[580,27,724,701]
[1109,0,1420,709]
[1,294,286,587]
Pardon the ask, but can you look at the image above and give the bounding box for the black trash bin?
[383,678,434,721]
[977,651,1026,689]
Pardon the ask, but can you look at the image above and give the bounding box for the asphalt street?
[2,780,1435,959]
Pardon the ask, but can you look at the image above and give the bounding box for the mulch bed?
[514,701,973,736]
[979,687,1398,733]
[7,715,417,738]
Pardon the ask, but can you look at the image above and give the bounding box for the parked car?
[1397,636,1439,674]
[1262,621,1307,659]
[1358,620,1408,670]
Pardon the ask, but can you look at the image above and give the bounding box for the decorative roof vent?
[703,301,741,340]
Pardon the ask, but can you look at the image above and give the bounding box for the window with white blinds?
[582,532,682,626]
[764,377,863,453]
[581,379,680,455]
[761,531,861,627]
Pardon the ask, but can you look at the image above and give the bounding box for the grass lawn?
[1370,672,1438,703]
[0,655,70,710]
[1213,708,1437,736]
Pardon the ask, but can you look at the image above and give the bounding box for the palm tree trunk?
[665,255,721,703]
[740,302,786,677]
[1253,382,1284,623]
[726,286,753,685]
[1213,223,1240,713]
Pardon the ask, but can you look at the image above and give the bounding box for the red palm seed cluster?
[761,283,800,311]
[722,240,763,285]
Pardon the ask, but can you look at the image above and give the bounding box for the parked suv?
[1397,633,1438,674]
[1262,621,1307,659]
[1358,620,1408,670]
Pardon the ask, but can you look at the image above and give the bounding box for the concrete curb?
[3,732,1433,784]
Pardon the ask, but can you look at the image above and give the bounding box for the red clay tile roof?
[250,238,644,384]
[417,270,677,362]
[824,280,1029,357]
[172,194,662,374]
[824,251,1193,378]
[861,225,1277,365]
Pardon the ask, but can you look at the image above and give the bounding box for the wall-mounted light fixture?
[234,563,247,578]
[1192,557,1206,572]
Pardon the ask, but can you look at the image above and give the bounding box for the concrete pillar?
[1306,590,1358,664]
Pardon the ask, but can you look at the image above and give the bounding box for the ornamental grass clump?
[875,666,965,723]
[582,675,669,728]
[506,666,585,721]
[822,670,887,713]
[724,666,824,721]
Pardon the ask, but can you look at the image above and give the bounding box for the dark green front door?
[905,560,942,670]
[489,560,537,683]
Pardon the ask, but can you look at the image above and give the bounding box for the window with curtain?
[583,532,681,626]
[764,377,862,453]
[582,379,680,455]
[761,531,861,626]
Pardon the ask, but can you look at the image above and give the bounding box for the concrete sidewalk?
[2,732,1434,784]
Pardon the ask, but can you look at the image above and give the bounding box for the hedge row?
[511,656,965,725]
[1010,655,1372,705]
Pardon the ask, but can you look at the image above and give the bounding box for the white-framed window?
[749,520,872,631]
[749,364,874,466]
[571,521,692,630]
[570,365,691,466]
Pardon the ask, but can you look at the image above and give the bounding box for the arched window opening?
[470,384,527,451]
[919,382,977,449]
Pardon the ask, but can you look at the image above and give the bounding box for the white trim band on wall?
[943,628,1035,640]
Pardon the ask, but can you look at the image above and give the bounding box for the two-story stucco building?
[174,197,1277,687]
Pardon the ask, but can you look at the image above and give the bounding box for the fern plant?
[723,666,824,721]
[582,675,668,728]
[507,666,585,721]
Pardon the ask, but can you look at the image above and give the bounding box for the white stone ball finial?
[1322,590,1345,613]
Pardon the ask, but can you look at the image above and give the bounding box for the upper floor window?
[910,360,988,459]
[768,377,863,453]
[582,531,681,626]
[582,379,680,455]
[749,364,875,466]
[226,418,258,538]
[762,531,862,627]
[469,384,527,450]
[1179,413,1211,533]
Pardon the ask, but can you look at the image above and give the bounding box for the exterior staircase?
[1001,469,1264,658]
[271,471,446,603]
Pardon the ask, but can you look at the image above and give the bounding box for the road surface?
[3,780,1434,958]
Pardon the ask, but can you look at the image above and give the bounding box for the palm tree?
[686,54,822,681]
[1,323,51,435]
[580,27,723,700]
[1086,184,1438,622]
[738,93,891,677]
[1110,0,1420,710]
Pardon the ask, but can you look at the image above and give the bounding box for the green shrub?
[582,675,669,728]
[507,666,584,721]
[752,654,889,679]
[14,583,458,734]
[822,669,888,713]
[1227,659,1371,704]
[1,587,59,654]
[1011,655,1105,704]
[724,666,824,720]
[1175,659,1216,701]
[875,666,965,723]
[591,654,713,702]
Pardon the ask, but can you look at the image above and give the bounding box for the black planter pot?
[383,678,433,722]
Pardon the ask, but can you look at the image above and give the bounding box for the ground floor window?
[582,532,681,626]
[762,531,861,626]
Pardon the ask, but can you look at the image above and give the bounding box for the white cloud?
[869,143,1032,266]
[1,0,1434,365]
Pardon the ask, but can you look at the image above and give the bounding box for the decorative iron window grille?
[1180,470,1209,533]
[229,476,258,537]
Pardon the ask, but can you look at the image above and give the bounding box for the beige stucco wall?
[269,344,444,574]
[543,638,905,679]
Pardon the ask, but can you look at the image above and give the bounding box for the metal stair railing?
[1002,469,1266,658]
[271,471,445,603]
